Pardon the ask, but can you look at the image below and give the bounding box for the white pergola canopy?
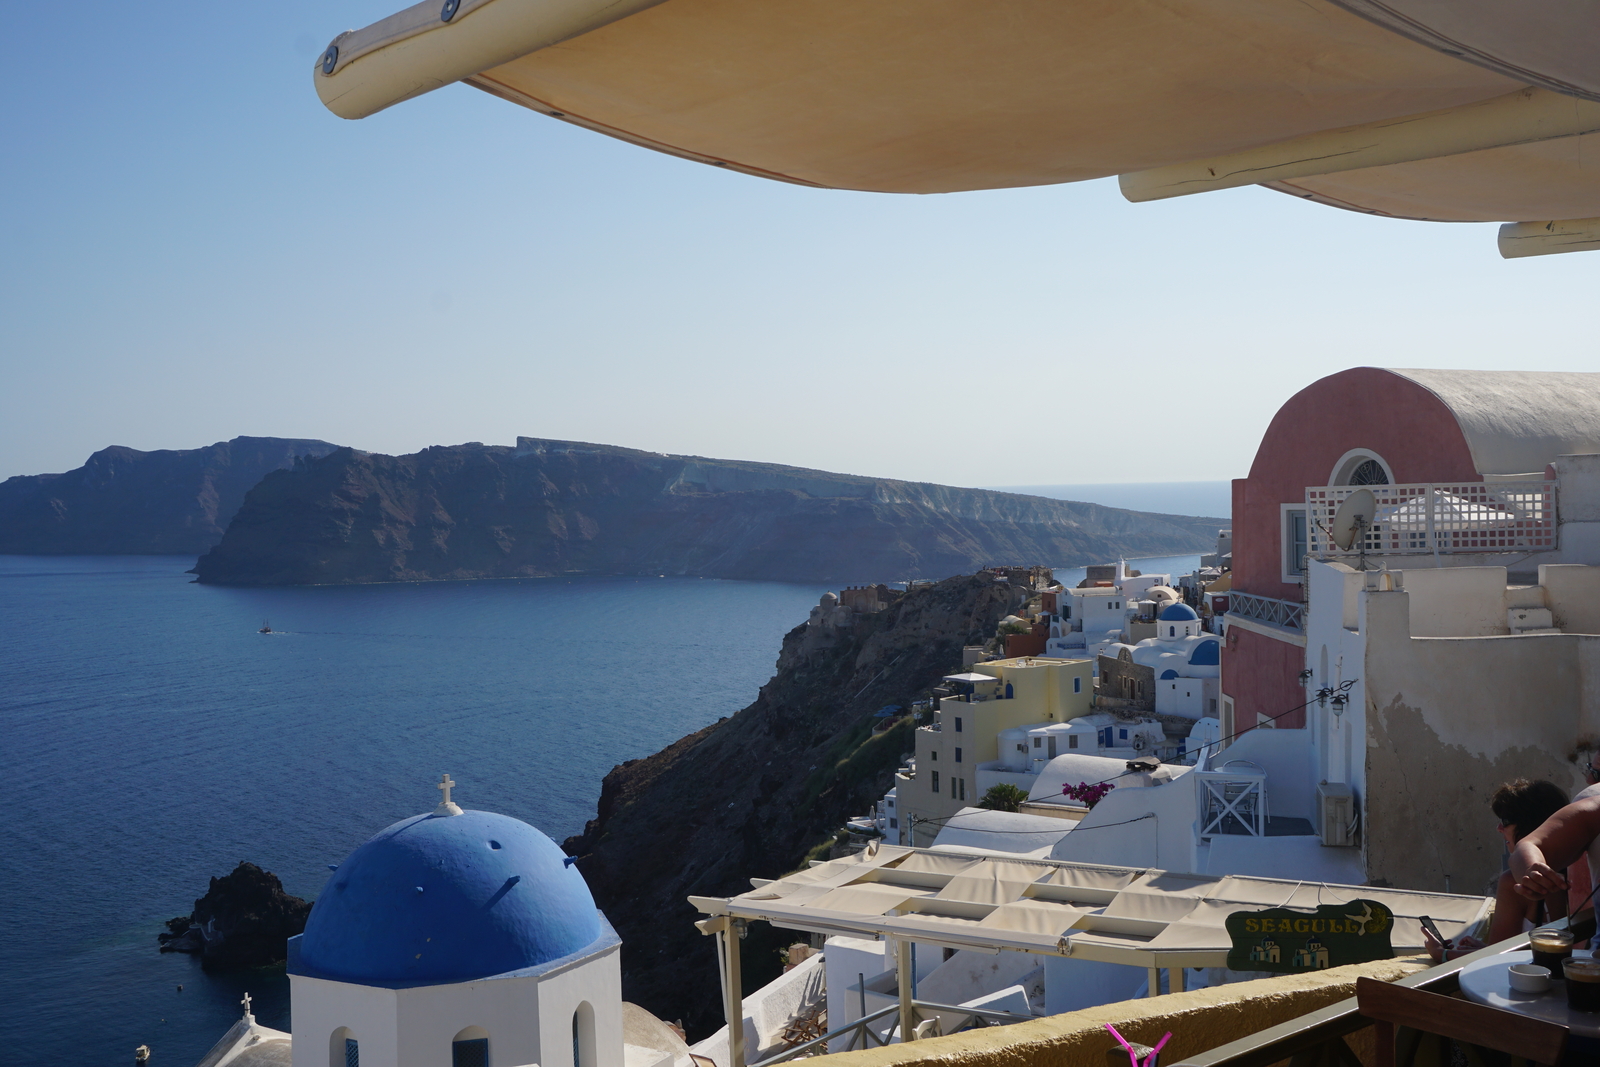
[314,0,1600,255]
[690,845,1488,970]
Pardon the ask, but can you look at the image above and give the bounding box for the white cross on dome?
[434,773,463,816]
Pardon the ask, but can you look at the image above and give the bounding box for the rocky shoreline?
[159,862,311,969]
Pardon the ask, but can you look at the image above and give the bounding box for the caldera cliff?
[0,436,340,555]
[193,437,1221,586]
[562,571,1029,1038]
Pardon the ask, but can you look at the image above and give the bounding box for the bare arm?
[1510,798,1600,900]
[1488,871,1536,944]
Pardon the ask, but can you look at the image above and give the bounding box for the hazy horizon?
[4,2,1596,488]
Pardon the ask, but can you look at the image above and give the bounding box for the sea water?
[0,553,1199,1064]
[0,557,822,1065]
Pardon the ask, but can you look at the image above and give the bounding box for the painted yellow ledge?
[818,955,1431,1067]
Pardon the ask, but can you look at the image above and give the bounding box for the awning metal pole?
[897,939,917,1040]
[1147,966,1162,997]
[726,921,746,1067]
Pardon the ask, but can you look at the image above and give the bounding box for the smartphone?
[1418,914,1451,949]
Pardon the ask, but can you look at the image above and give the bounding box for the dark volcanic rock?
[159,862,312,969]
[193,438,1222,586]
[562,572,1028,1038]
[0,436,341,555]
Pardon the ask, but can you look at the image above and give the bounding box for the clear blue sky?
[2,2,1596,486]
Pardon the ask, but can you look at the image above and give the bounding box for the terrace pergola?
[689,845,1488,1066]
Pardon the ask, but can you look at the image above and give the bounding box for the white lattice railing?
[1306,481,1557,559]
[1228,590,1304,632]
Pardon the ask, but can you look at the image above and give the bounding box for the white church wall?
[1154,676,1217,719]
[533,947,626,1067]
[392,973,545,1067]
[290,974,399,1067]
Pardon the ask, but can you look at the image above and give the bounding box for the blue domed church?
[285,776,625,1067]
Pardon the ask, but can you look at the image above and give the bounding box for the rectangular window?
[1073,677,1081,694]
[453,1040,489,1067]
[1069,735,1079,750]
[954,716,963,733]
[959,778,966,801]
[930,750,937,760]
[1033,736,1041,748]
[951,777,957,799]
[931,770,939,793]
[954,747,962,763]
[889,818,898,829]
[1284,507,1309,578]
[1119,728,1128,740]
[346,1040,360,1067]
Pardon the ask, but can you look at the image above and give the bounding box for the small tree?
[977,783,1030,812]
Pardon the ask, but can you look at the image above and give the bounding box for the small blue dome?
[1189,639,1221,666]
[1160,668,1180,679]
[300,810,601,985]
[1158,603,1200,622]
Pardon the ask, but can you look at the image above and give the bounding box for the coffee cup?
[1530,930,1575,974]
[1564,957,1600,1012]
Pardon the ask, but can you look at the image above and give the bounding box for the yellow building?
[900,656,1092,846]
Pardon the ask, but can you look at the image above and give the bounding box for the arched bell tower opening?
[572,1002,597,1067]
[329,1026,358,1067]
[452,1026,490,1067]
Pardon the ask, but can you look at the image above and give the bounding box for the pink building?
[1223,368,1600,736]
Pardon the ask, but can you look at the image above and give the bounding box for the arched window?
[1169,626,1176,637]
[573,1002,597,1067]
[453,1026,490,1067]
[330,1028,358,1067]
[1329,450,1393,487]
[1349,459,1389,485]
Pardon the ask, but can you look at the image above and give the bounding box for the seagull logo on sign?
[1346,903,1375,935]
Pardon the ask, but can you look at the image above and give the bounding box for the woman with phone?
[1425,778,1570,962]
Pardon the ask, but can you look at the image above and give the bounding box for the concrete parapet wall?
[810,955,1430,1067]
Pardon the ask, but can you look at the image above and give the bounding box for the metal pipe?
[897,940,917,1040]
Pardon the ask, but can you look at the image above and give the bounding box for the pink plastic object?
[1105,1023,1173,1067]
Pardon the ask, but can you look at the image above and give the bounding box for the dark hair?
[1490,779,1569,841]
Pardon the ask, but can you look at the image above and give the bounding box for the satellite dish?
[1331,489,1378,551]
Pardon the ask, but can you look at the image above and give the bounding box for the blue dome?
[299,810,602,985]
[1189,639,1221,666]
[1160,668,1180,680]
[1158,603,1200,622]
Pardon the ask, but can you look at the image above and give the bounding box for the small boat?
[258,620,273,634]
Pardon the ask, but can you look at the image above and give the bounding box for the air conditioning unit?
[1318,782,1356,847]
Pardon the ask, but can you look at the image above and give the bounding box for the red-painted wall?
[1233,367,1480,602]
[1223,625,1311,728]
[1225,367,1482,729]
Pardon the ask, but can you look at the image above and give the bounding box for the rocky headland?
[193,437,1222,586]
[159,861,313,969]
[562,571,1030,1038]
[0,436,340,555]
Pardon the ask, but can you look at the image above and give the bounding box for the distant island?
[0,436,340,555]
[193,437,1224,586]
